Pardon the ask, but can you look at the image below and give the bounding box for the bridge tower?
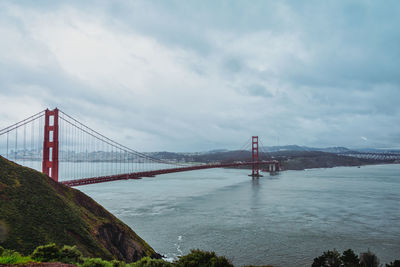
[42,108,59,182]
[250,136,262,177]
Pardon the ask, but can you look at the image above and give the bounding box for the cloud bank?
[0,1,399,151]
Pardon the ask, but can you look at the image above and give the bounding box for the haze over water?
[79,164,400,267]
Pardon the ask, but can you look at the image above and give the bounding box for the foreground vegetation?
[311,249,400,267]
[0,156,158,261]
[1,244,399,267]
[0,244,233,266]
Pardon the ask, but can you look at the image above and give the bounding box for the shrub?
[312,249,341,267]
[0,250,33,264]
[341,249,360,267]
[81,257,113,267]
[59,245,83,264]
[31,243,60,262]
[312,254,327,267]
[359,250,380,267]
[110,259,126,267]
[324,250,341,267]
[130,256,173,267]
[386,260,400,267]
[175,249,233,267]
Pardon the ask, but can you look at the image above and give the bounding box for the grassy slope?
[0,156,158,262]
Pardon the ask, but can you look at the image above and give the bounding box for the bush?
[341,249,360,267]
[130,256,173,267]
[311,254,326,267]
[386,260,400,267]
[81,257,113,267]
[359,250,380,267]
[0,250,33,264]
[110,259,126,267]
[59,245,83,264]
[31,243,60,262]
[175,249,233,267]
[312,249,341,267]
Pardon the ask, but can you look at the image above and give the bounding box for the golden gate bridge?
[0,108,279,186]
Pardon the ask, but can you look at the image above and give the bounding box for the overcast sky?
[0,0,399,151]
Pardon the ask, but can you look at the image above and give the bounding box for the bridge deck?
[61,161,278,186]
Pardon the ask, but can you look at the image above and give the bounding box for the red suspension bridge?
[0,108,279,186]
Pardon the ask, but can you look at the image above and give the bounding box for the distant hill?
[260,145,351,153]
[353,148,400,153]
[260,145,400,154]
[156,150,385,170]
[145,146,393,170]
[267,150,380,170]
[0,156,159,262]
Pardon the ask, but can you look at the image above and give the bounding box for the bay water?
[75,164,400,267]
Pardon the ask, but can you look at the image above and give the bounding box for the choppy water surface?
[79,164,400,267]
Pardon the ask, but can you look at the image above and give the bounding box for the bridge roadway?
[61,160,278,186]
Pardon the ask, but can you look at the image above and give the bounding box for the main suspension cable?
[59,110,184,166]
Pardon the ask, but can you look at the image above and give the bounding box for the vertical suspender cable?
[73,122,76,179]
[6,132,9,159]
[67,119,69,179]
[101,137,104,177]
[23,124,26,165]
[112,145,114,176]
[31,120,34,165]
[80,123,83,178]
[15,127,18,162]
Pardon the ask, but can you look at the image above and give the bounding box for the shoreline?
[281,161,400,172]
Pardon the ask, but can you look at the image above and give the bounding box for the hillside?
[269,151,379,170]
[0,156,159,262]
[184,150,385,170]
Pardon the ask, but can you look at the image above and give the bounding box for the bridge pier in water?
[262,161,280,174]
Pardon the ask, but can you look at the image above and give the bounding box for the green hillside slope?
[0,156,159,262]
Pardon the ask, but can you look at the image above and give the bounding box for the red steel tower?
[42,108,59,182]
[251,136,262,177]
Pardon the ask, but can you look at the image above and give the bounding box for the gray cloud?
[0,1,399,151]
